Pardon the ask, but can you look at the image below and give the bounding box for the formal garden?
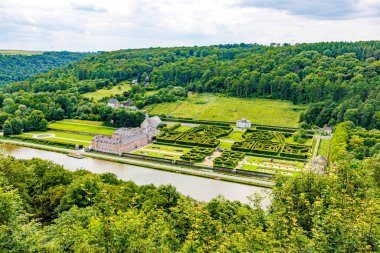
[155,125,232,148]
[231,129,311,161]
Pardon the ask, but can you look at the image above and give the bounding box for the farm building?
[107,98,120,108]
[91,116,161,155]
[236,118,251,128]
[107,99,132,109]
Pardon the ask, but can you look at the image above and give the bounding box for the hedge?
[180,147,214,163]
[214,151,244,169]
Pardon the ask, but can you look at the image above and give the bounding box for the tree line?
[0,132,379,251]
[2,41,378,130]
[0,51,90,85]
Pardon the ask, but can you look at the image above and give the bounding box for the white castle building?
[91,116,161,155]
[236,118,251,128]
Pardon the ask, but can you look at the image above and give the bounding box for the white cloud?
[0,0,379,51]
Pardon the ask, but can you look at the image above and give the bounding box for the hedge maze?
[155,125,232,148]
[232,129,310,160]
[214,151,245,168]
[180,147,214,163]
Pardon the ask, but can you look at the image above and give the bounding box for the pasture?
[83,83,131,101]
[145,93,304,127]
[49,120,116,135]
[19,130,93,146]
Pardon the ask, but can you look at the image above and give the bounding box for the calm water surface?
[4,144,271,207]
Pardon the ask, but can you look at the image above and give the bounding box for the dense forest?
[1,41,379,130]
[1,129,379,251]
[0,42,379,251]
[0,51,90,85]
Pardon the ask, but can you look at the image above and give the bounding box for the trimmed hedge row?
[152,141,194,149]
[5,135,83,149]
[180,147,214,162]
[233,129,311,160]
[280,144,310,159]
[214,151,244,168]
[158,116,231,127]
[156,125,231,148]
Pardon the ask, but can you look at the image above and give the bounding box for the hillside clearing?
[83,83,131,101]
[146,93,305,127]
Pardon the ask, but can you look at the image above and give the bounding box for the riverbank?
[0,139,273,188]
[3,143,271,205]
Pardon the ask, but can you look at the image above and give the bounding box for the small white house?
[236,118,251,128]
[107,98,120,108]
[322,126,333,135]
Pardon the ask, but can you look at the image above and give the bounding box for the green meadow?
[19,130,93,146]
[83,83,131,101]
[145,93,304,127]
[48,120,116,135]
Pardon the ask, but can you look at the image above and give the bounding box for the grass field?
[83,83,131,101]
[0,50,44,55]
[220,130,245,142]
[133,144,191,160]
[60,119,106,126]
[175,125,193,132]
[145,93,304,127]
[20,131,93,146]
[49,120,116,135]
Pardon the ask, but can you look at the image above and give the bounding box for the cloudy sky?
[1,0,379,51]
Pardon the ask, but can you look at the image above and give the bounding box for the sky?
[0,0,379,52]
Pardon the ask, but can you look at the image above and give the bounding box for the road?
[0,139,274,187]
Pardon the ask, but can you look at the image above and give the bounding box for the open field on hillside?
[83,83,131,101]
[146,93,304,127]
[61,119,106,126]
[49,120,116,135]
[0,50,44,55]
[19,130,93,146]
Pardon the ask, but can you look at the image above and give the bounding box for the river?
[4,144,271,207]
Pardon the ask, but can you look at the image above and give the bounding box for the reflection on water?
[4,144,271,207]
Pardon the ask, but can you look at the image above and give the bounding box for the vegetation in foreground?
[146,93,304,127]
[0,134,379,252]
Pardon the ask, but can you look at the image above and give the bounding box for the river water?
[4,144,271,207]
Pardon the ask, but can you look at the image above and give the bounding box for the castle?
[91,116,161,155]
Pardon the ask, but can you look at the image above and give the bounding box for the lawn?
[132,143,192,160]
[284,136,313,146]
[145,93,305,127]
[83,83,131,101]
[49,120,116,135]
[317,139,330,157]
[246,156,305,169]
[143,144,191,153]
[218,141,234,149]
[220,130,245,142]
[60,119,106,126]
[175,125,193,132]
[19,131,93,146]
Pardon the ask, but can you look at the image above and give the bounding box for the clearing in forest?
[83,82,131,101]
[145,93,304,127]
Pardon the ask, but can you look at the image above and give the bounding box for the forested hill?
[0,51,91,85]
[3,41,380,129]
